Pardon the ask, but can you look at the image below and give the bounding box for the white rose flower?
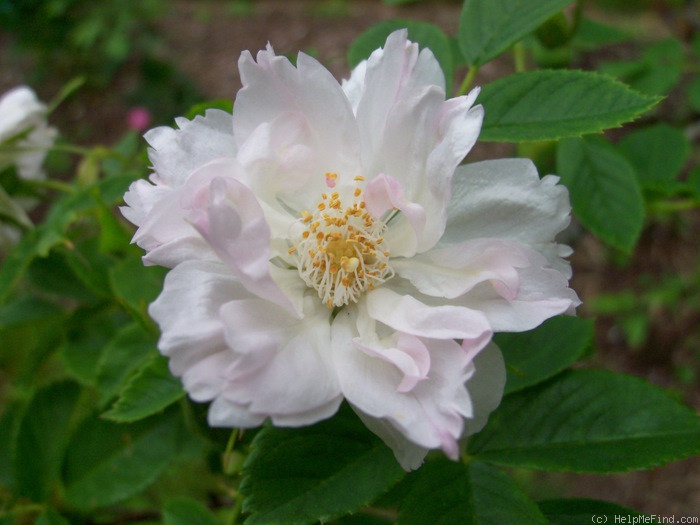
[0,86,57,247]
[0,86,57,181]
[122,30,580,469]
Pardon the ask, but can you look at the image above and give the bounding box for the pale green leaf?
[557,136,645,252]
[478,70,660,142]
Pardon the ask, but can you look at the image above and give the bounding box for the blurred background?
[1,0,699,515]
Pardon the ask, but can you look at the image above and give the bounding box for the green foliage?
[2,0,699,523]
[539,499,645,524]
[557,136,645,252]
[458,0,575,67]
[495,316,594,394]
[397,459,547,524]
[468,370,700,472]
[241,404,405,524]
[478,70,659,142]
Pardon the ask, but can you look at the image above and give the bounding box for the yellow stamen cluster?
[291,173,393,308]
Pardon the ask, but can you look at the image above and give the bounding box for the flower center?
[289,173,393,308]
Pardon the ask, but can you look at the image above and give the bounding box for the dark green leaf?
[617,124,690,193]
[0,296,62,329]
[110,255,166,327]
[61,306,127,385]
[478,70,660,142]
[96,322,157,406]
[348,20,453,89]
[495,316,594,395]
[162,497,220,525]
[15,381,81,501]
[571,17,632,50]
[458,0,574,67]
[241,404,405,525]
[468,369,700,472]
[0,401,24,486]
[557,136,645,253]
[63,410,182,511]
[539,498,645,525]
[688,75,700,113]
[103,354,184,423]
[397,459,546,525]
[600,39,684,96]
[35,509,71,525]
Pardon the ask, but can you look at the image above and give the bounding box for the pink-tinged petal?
[462,342,506,437]
[366,287,492,345]
[393,239,532,300]
[365,173,426,256]
[332,308,484,467]
[186,170,299,315]
[444,159,571,252]
[354,331,431,394]
[180,352,232,402]
[148,260,241,375]
[234,46,360,177]
[144,109,235,188]
[218,296,342,425]
[456,261,581,332]
[352,409,429,471]
[350,30,483,254]
[208,396,266,428]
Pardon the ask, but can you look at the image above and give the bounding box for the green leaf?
[63,410,182,511]
[495,316,594,395]
[0,183,33,229]
[61,306,127,385]
[347,20,453,89]
[241,404,405,525]
[397,459,546,525]
[15,381,81,502]
[617,124,690,193]
[688,75,700,113]
[600,38,684,96]
[35,508,71,525]
[539,498,645,525]
[557,136,645,253]
[0,296,62,329]
[96,322,157,406]
[468,369,700,472]
[0,401,24,487]
[162,497,220,525]
[571,17,631,50]
[110,255,166,327]
[103,354,184,423]
[0,175,135,304]
[478,70,660,142]
[458,0,574,67]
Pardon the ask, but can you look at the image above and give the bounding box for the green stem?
[513,41,527,73]
[457,66,479,96]
[24,178,75,194]
[648,198,700,214]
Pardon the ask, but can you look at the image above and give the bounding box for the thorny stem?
[457,66,479,96]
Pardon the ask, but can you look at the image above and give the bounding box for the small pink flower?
[126,107,152,133]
